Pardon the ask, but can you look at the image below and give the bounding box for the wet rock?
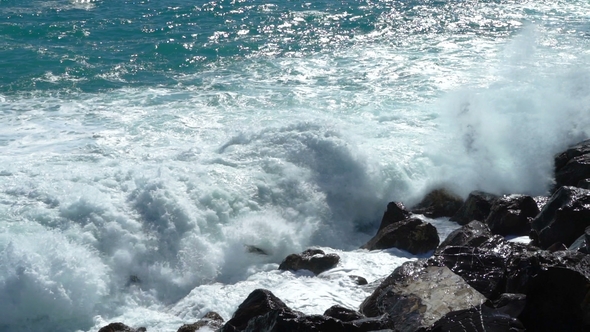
[323,305,364,322]
[450,191,498,225]
[410,188,464,219]
[484,194,539,236]
[531,186,590,249]
[485,293,527,318]
[533,196,549,210]
[362,217,439,254]
[568,226,590,254]
[349,275,368,285]
[98,323,146,332]
[506,250,590,331]
[221,289,295,332]
[377,202,411,232]
[431,236,531,299]
[417,304,525,332]
[435,220,493,254]
[359,261,487,331]
[221,289,383,332]
[554,139,590,191]
[244,245,268,255]
[239,311,384,332]
[177,312,224,332]
[578,178,590,189]
[278,249,340,275]
[546,242,567,252]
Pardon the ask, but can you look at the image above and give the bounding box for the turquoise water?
[1,1,590,331]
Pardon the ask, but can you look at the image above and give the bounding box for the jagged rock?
[244,245,268,255]
[377,202,411,231]
[221,289,384,332]
[568,226,590,254]
[177,312,224,332]
[505,250,590,331]
[417,304,525,332]
[431,236,531,299]
[554,139,590,191]
[278,249,340,275]
[410,188,464,219]
[435,220,493,254]
[98,323,146,332]
[323,305,364,322]
[361,217,439,254]
[221,289,294,332]
[349,275,368,285]
[359,261,487,331]
[485,293,527,317]
[531,186,590,249]
[450,191,498,225]
[485,194,539,236]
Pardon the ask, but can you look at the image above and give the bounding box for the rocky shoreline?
[100,139,590,332]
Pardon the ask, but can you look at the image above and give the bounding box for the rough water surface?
[1,0,590,331]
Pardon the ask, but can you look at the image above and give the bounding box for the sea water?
[1,0,589,331]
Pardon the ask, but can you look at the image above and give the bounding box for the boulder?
[417,304,525,332]
[430,236,529,299]
[323,305,364,322]
[377,202,411,232]
[220,289,384,332]
[505,250,590,331]
[278,249,339,275]
[98,323,146,332]
[435,220,493,254]
[531,186,590,249]
[410,188,464,219]
[450,191,498,225]
[361,217,439,254]
[349,275,368,285]
[568,226,590,254]
[359,261,487,331]
[554,139,590,191]
[177,312,224,332]
[484,194,539,236]
[221,289,295,332]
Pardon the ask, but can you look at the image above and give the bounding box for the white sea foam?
[1,2,590,331]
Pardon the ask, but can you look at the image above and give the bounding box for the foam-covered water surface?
[1,0,590,331]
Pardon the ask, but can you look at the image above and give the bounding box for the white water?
[2,2,590,331]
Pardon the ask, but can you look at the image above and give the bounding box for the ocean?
[1,0,589,331]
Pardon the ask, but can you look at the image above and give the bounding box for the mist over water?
[1,0,590,331]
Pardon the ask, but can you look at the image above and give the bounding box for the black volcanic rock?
[431,236,529,300]
[359,260,487,331]
[177,312,224,332]
[221,289,384,332]
[531,186,590,249]
[485,194,539,236]
[221,289,295,332]
[323,305,364,322]
[362,217,439,254]
[377,201,411,231]
[98,323,146,332]
[435,220,493,254]
[278,249,340,275]
[450,191,498,225]
[569,226,590,254]
[417,304,525,332]
[411,188,464,218]
[554,139,590,191]
[505,250,590,331]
